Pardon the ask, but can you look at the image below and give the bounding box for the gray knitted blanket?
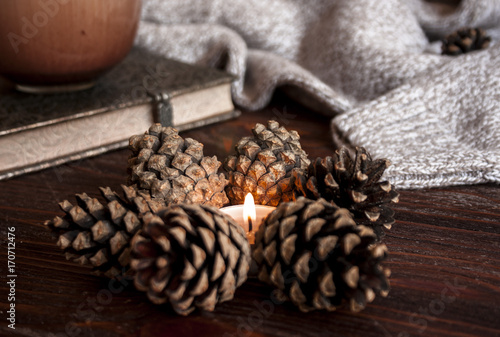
[137,0,500,189]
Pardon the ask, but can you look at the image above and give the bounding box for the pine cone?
[292,147,399,239]
[442,27,491,55]
[131,204,251,315]
[224,120,310,206]
[44,185,163,278]
[253,197,390,312]
[128,123,229,208]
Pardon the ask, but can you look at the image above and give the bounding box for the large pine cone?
[44,185,162,278]
[128,124,229,208]
[442,27,491,55]
[224,120,310,206]
[253,197,390,312]
[292,147,399,239]
[131,204,251,315]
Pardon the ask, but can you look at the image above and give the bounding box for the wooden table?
[1,95,499,337]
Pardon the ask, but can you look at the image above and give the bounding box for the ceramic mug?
[0,0,142,93]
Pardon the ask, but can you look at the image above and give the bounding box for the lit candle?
[243,193,256,235]
[220,193,276,244]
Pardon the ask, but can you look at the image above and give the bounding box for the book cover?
[0,47,239,180]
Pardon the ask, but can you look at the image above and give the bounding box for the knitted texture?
[137,0,500,189]
[332,47,500,188]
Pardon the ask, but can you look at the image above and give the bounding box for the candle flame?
[243,193,256,229]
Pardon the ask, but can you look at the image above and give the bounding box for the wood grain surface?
[1,94,499,337]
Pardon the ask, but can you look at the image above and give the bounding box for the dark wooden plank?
[0,94,499,337]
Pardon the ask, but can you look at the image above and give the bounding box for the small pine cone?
[292,147,399,239]
[442,27,491,55]
[131,204,251,315]
[128,123,229,208]
[224,120,310,206]
[44,185,163,278]
[253,197,390,312]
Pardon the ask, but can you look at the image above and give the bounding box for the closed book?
[0,47,239,180]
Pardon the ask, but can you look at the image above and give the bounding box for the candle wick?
[248,216,253,232]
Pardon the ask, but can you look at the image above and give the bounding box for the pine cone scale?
[292,147,399,239]
[130,204,251,315]
[45,185,160,277]
[254,198,390,312]
[442,27,491,55]
[127,124,229,208]
[225,121,310,206]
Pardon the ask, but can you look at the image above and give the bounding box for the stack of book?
[0,48,239,180]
